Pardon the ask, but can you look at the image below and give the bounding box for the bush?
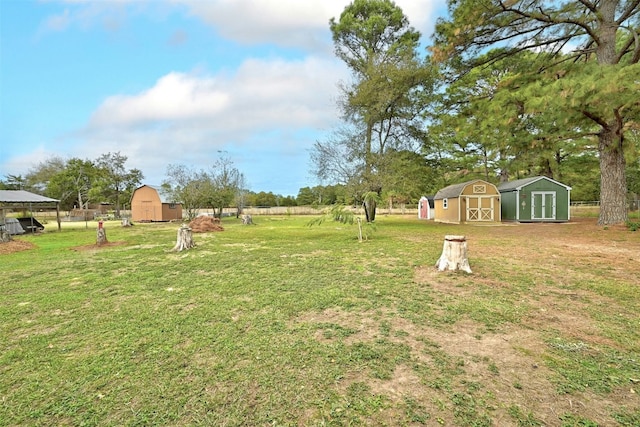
[626,221,639,231]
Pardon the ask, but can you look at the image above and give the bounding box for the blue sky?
[1,0,445,196]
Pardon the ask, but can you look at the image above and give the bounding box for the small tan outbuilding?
[433,179,501,224]
[130,185,182,222]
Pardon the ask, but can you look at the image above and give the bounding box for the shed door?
[531,192,556,220]
[141,200,154,221]
[419,199,428,219]
[466,196,494,221]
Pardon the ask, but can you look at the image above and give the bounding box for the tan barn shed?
[130,185,182,222]
[434,180,501,224]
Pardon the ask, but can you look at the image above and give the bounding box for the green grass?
[1,216,639,426]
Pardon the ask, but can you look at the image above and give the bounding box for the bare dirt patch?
[293,218,640,425]
[0,239,37,254]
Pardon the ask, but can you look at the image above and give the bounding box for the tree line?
[0,154,383,217]
[313,0,640,225]
[1,152,142,216]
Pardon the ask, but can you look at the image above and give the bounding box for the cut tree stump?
[96,221,108,245]
[172,225,195,252]
[96,226,108,246]
[121,217,132,227]
[0,229,12,243]
[435,235,472,273]
[242,214,253,225]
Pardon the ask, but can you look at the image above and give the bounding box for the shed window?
[473,184,486,193]
[443,198,448,209]
[169,203,176,209]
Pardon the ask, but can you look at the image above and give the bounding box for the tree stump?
[121,217,132,227]
[435,235,472,273]
[172,226,195,251]
[242,214,253,225]
[0,228,12,243]
[96,222,108,246]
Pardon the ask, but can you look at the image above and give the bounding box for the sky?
[1,0,446,196]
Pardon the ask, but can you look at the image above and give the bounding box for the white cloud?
[81,55,347,188]
[89,56,345,135]
[175,0,443,49]
[90,72,231,127]
[41,0,445,49]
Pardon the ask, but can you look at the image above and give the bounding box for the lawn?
[1,215,639,426]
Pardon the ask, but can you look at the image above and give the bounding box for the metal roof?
[497,176,572,192]
[0,190,60,203]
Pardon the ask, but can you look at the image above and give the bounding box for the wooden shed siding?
[501,192,518,221]
[434,197,461,223]
[434,180,501,223]
[461,183,499,196]
[524,181,570,218]
[161,203,182,221]
[131,185,183,222]
[499,177,570,222]
[131,186,160,222]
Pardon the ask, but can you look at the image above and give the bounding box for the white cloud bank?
[80,55,347,191]
[88,55,344,136]
[44,0,444,50]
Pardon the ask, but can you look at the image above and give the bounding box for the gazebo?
[0,190,61,232]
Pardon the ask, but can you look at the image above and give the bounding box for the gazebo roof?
[0,190,60,204]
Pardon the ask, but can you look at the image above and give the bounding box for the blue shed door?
[531,192,556,220]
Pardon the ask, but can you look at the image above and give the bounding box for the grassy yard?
[1,215,639,426]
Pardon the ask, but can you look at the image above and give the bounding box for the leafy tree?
[3,174,28,191]
[562,151,601,201]
[280,195,298,207]
[93,152,143,217]
[163,164,209,221]
[233,173,249,217]
[426,49,599,186]
[251,191,279,207]
[47,158,97,210]
[206,157,244,218]
[24,157,98,210]
[296,187,316,206]
[25,157,66,194]
[432,0,640,225]
[379,149,434,207]
[321,0,430,222]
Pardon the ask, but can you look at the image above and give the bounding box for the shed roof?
[134,185,179,204]
[0,190,60,204]
[434,180,492,200]
[497,176,572,192]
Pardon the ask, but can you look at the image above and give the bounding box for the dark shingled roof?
[497,176,571,192]
[434,180,490,200]
[0,190,60,203]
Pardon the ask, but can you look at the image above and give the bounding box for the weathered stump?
[96,222,108,246]
[172,225,195,252]
[435,235,472,273]
[242,214,253,225]
[121,217,132,227]
[0,229,12,243]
